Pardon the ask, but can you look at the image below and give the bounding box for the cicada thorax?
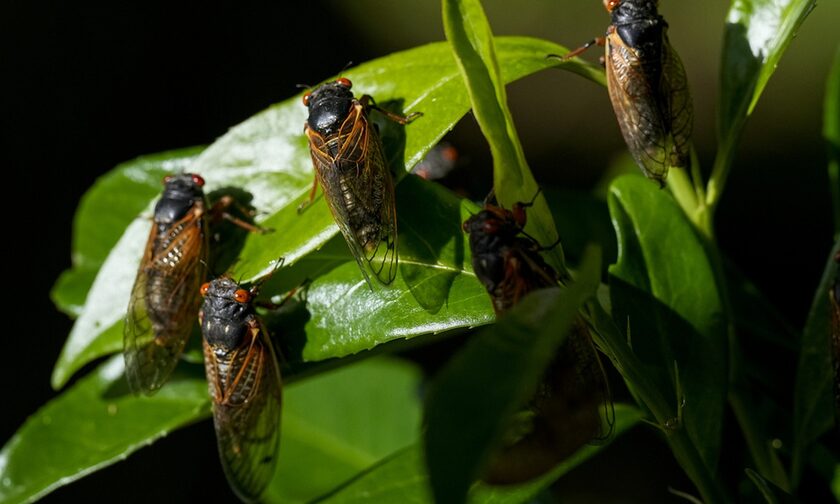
[199,276,282,503]
[303,77,402,286]
[463,198,612,484]
[124,173,209,395]
[604,0,693,184]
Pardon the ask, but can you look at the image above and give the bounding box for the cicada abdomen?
[302,77,420,286]
[124,173,209,395]
[199,276,282,503]
[463,195,612,484]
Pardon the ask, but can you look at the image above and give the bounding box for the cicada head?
[200,277,257,353]
[303,77,355,137]
[154,173,206,225]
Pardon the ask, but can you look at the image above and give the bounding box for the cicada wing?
[124,211,207,394]
[605,34,672,184]
[205,320,282,503]
[306,102,398,286]
[660,35,693,170]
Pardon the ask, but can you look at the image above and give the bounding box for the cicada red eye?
[336,77,352,89]
[200,282,211,296]
[233,289,251,303]
[511,204,527,228]
[191,174,205,187]
[302,92,311,106]
[163,175,173,185]
[604,0,621,11]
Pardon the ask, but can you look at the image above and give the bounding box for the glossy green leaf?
[0,357,210,504]
[792,237,840,485]
[317,404,641,504]
[265,358,422,504]
[440,0,603,276]
[608,175,727,473]
[423,248,601,504]
[50,147,203,317]
[51,36,602,390]
[710,0,816,205]
[826,46,840,234]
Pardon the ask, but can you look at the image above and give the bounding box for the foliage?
[3,1,836,503]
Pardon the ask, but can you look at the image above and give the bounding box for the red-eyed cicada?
[463,194,612,484]
[124,173,210,394]
[199,276,283,503]
[302,77,420,286]
[565,0,693,185]
[124,173,268,395]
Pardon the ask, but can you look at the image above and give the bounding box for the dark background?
[2,1,837,502]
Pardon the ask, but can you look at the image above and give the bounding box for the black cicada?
[463,195,612,484]
[566,0,693,185]
[124,173,210,395]
[124,174,267,395]
[302,77,420,286]
[200,276,283,503]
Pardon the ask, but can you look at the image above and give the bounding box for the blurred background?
[3,0,837,502]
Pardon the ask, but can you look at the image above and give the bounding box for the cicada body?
[303,77,419,286]
[463,199,558,315]
[602,0,693,185]
[463,196,611,484]
[124,173,209,395]
[200,276,282,503]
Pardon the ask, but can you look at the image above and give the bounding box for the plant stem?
[667,166,698,218]
[588,302,731,503]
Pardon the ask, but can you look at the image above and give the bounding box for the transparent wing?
[306,101,398,286]
[606,33,672,184]
[661,34,693,169]
[205,319,282,503]
[124,209,206,394]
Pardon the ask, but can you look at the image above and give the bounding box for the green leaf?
[745,468,798,504]
[710,0,817,206]
[51,36,601,390]
[50,147,203,317]
[423,247,601,504]
[441,0,604,276]
[265,358,422,504]
[792,237,840,485]
[0,357,210,504]
[825,45,840,235]
[317,404,641,504]
[608,175,727,473]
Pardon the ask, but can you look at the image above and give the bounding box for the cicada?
[463,194,612,484]
[125,173,268,395]
[302,77,420,286]
[124,173,210,394]
[200,276,283,503]
[565,0,693,185]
